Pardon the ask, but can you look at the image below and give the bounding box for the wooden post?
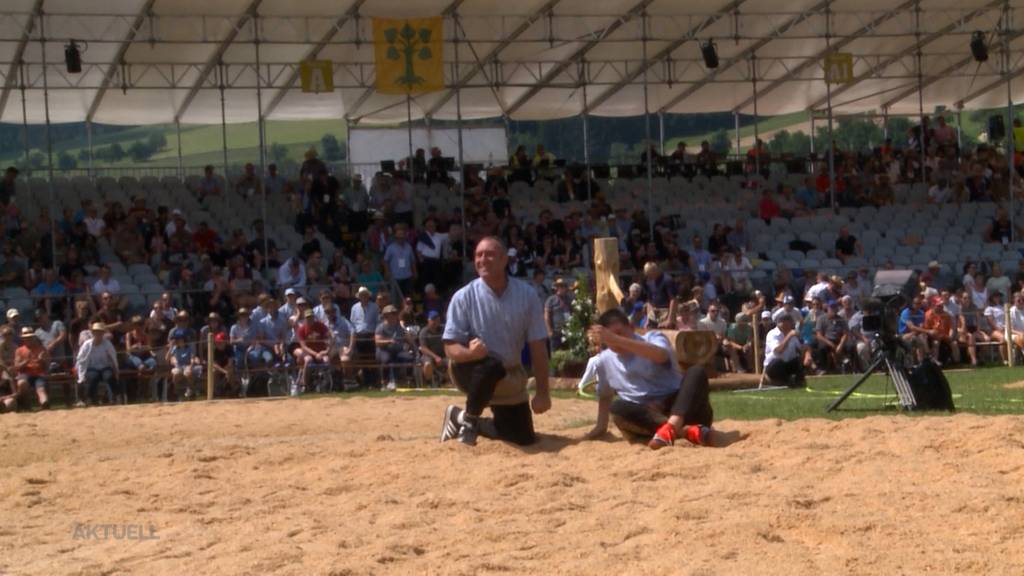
[752,316,761,375]
[207,332,215,400]
[1006,301,1013,367]
[593,237,624,314]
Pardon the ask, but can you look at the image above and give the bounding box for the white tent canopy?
[1,0,1024,126]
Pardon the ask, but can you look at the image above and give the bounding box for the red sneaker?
[648,422,677,450]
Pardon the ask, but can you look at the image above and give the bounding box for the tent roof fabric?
[1,0,1023,125]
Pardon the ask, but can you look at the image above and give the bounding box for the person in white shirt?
[415,216,447,294]
[969,273,988,310]
[92,264,121,300]
[75,323,120,406]
[928,178,951,204]
[82,206,106,238]
[723,248,753,293]
[164,209,191,237]
[805,273,832,303]
[764,314,805,387]
[698,303,729,368]
[1009,292,1024,351]
[771,294,803,327]
[985,263,1012,300]
[277,256,307,290]
[983,291,1009,364]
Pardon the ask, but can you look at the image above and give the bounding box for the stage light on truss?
[64,40,82,74]
[700,40,719,69]
[970,31,988,63]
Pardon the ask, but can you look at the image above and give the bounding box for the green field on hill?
[0,119,347,171]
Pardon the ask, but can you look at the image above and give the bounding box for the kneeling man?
[583,308,741,449]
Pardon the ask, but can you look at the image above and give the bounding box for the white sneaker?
[386,380,397,391]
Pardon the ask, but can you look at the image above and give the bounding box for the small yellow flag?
[373,17,444,95]
[823,52,854,85]
[299,60,334,93]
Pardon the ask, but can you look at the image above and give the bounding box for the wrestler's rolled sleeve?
[442,292,471,344]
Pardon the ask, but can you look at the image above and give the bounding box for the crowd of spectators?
[2,112,1024,411]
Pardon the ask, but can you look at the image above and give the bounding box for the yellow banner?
[823,52,854,85]
[299,60,333,93]
[373,17,444,95]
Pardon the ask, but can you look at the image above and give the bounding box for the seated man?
[764,313,805,387]
[295,308,332,392]
[13,327,50,410]
[313,290,354,369]
[582,308,742,449]
[375,304,416,390]
[74,323,119,406]
[210,331,239,397]
[167,328,200,401]
[898,295,930,364]
[697,303,729,370]
[814,300,855,373]
[723,312,754,373]
[418,310,448,384]
[923,297,959,365]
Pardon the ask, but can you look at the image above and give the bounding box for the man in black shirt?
[0,166,18,206]
[834,226,862,264]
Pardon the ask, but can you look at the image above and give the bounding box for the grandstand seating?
[15,169,1023,319]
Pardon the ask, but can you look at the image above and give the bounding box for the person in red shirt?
[13,327,49,410]
[295,309,332,392]
[758,187,780,224]
[192,221,220,254]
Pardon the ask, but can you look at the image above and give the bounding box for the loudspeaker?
[908,359,955,411]
[700,40,719,69]
[989,115,1005,142]
[872,269,918,304]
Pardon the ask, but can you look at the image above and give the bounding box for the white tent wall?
[0,1,1023,126]
[348,125,506,180]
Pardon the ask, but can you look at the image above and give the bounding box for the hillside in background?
[0,120,347,176]
[0,107,1010,177]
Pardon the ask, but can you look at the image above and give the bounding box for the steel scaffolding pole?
[1005,2,1015,241]
[86,120,94,179]
[751,54,760,177]
[642,12,653,238]
[810,115,816,154]
[19,63,31,230]
[734,111,741,156]
[825,7,836,210]
[915,5,927,187]
[658,111,665,155]
[455,13,467,260]
[254,15,269,272]
[39,15,57,268]
[582,74,592,204]
[218,63,229,182]
[175,119,184,181]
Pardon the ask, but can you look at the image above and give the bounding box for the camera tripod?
[825,341,918,412]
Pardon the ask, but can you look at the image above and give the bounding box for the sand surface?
[2,396,1024,575]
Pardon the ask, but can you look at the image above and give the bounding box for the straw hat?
[20,326,36,339]
[89,322,107,332]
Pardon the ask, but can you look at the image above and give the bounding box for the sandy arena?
[2,396,1023,575]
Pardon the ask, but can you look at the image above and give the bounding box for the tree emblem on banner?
[373,17,444,95]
